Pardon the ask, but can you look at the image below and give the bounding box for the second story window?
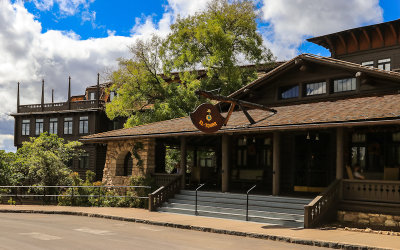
[64,117,73,135]
[49,118,58,134]
[333,78,356,93]
[306,81,326,96]
[79,116,89,134]
[35,119,44,135]
[22,119,30,136]
[279,85,299,99]
[377,58,391,71]
[361,61,374,67]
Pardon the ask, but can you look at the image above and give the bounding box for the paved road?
[0,213,324,250]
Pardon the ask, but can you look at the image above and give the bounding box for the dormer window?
[109,91,116,101]
[88,92,95,100]
[377,58,391,71]
[306,82,326,96]
[333,78,356,93]
[279,85,299,99]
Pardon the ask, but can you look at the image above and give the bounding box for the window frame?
[35,118,44,136]
[79,152,89,169]
[377,58,391,71]
[22,119,30,136]
[64,117,73,135]
[333,78,356,93]
[279,85,299,99]
[79,116,89,134]
[305,81,327,96]
[49,118,58,135]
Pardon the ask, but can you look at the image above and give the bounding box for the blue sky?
[0,0,399,151]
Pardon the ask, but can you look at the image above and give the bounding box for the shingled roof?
[81,93,400,142]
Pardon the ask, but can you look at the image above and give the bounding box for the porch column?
[336,127,344,179]
[222,135,230,192]
[273,132,280,195]
[180,137,187,189]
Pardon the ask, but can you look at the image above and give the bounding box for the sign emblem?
[190,103,225,133]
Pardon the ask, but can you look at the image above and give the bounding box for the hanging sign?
[190,103,225,133]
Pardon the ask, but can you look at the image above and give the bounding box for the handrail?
[246,184,257,221]
[304,179,342,228]
[148,174,182,211]
[195,183,206,215]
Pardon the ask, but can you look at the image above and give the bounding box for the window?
[35,119,44,135]
[361,61,374,67]
[377,58,391,71]
[88,92,95,100]
[49,118,58,134]
[110,91,116,101]
[22,119,30,136]
[306,82,326,96]
[79,116,89,134]
[79,152,89,169]
[123,152,133,176]
[64,117,73,135]
[333,78,356,93]
[237,138,247,167]
[280,85,299,99]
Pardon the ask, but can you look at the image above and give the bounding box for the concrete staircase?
[158,190,312,228]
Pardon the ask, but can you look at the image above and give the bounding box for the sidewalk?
[0,205,399,250]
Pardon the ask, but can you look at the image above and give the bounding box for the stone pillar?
[272,132,280,195]
[336,127,344,179]
[180,137,187,189]
[222,135,230,192]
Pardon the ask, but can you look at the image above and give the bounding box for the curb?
[0,209,392,250]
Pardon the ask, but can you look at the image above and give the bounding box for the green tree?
[0,150,15,185]
[13,133,82,186]
[106,0,273,127]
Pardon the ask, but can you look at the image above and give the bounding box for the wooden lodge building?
[11,75,123,180]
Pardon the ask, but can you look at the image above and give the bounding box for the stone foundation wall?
[338,210,400,228]
[102,138,156,186]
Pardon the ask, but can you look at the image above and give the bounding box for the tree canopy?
[106,0,274,127]
[12,133,82,186]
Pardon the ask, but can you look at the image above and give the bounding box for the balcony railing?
[18,100,105,113]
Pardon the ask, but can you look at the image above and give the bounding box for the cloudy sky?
[0,0,398,151]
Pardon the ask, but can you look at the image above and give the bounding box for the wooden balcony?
[18,100,105,113]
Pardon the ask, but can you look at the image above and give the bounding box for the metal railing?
[195,183,206,215]
[246,184,257,221]
[0,185,151,206]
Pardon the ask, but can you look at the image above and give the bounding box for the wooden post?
[52,89,54,104]
[180,137,187,189]
[336,127,344,179]
[97,73,100,108]
[41,79,44,111]
[68,76,71,110]
[17,82,20,113]
[222,134,230,192]
[272,132,280,195]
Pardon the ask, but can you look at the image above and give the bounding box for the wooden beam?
[337,33,347,53]
[349,30,359,50]
[224,103,235,126]
[375,26,385,47]
[362,28,371,49]
[388,23,398,44]
[324,37,336,57]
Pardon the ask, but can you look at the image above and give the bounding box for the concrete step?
[172,194,306,210]
[157,206,304,228]
[181,190,312,204]
[162,202,304,221]
[168,198,304,214]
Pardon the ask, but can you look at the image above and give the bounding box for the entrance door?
[294,133,331,190]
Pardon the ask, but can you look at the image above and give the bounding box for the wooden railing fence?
[148,174,182,211]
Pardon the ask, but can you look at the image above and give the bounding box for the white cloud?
[261,0,383,59]
[166,0,212,17]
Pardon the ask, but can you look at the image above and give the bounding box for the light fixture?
[306,132,310,140]
[253,137,256,143]
[316,133,319,141]
[243,137,247,143]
